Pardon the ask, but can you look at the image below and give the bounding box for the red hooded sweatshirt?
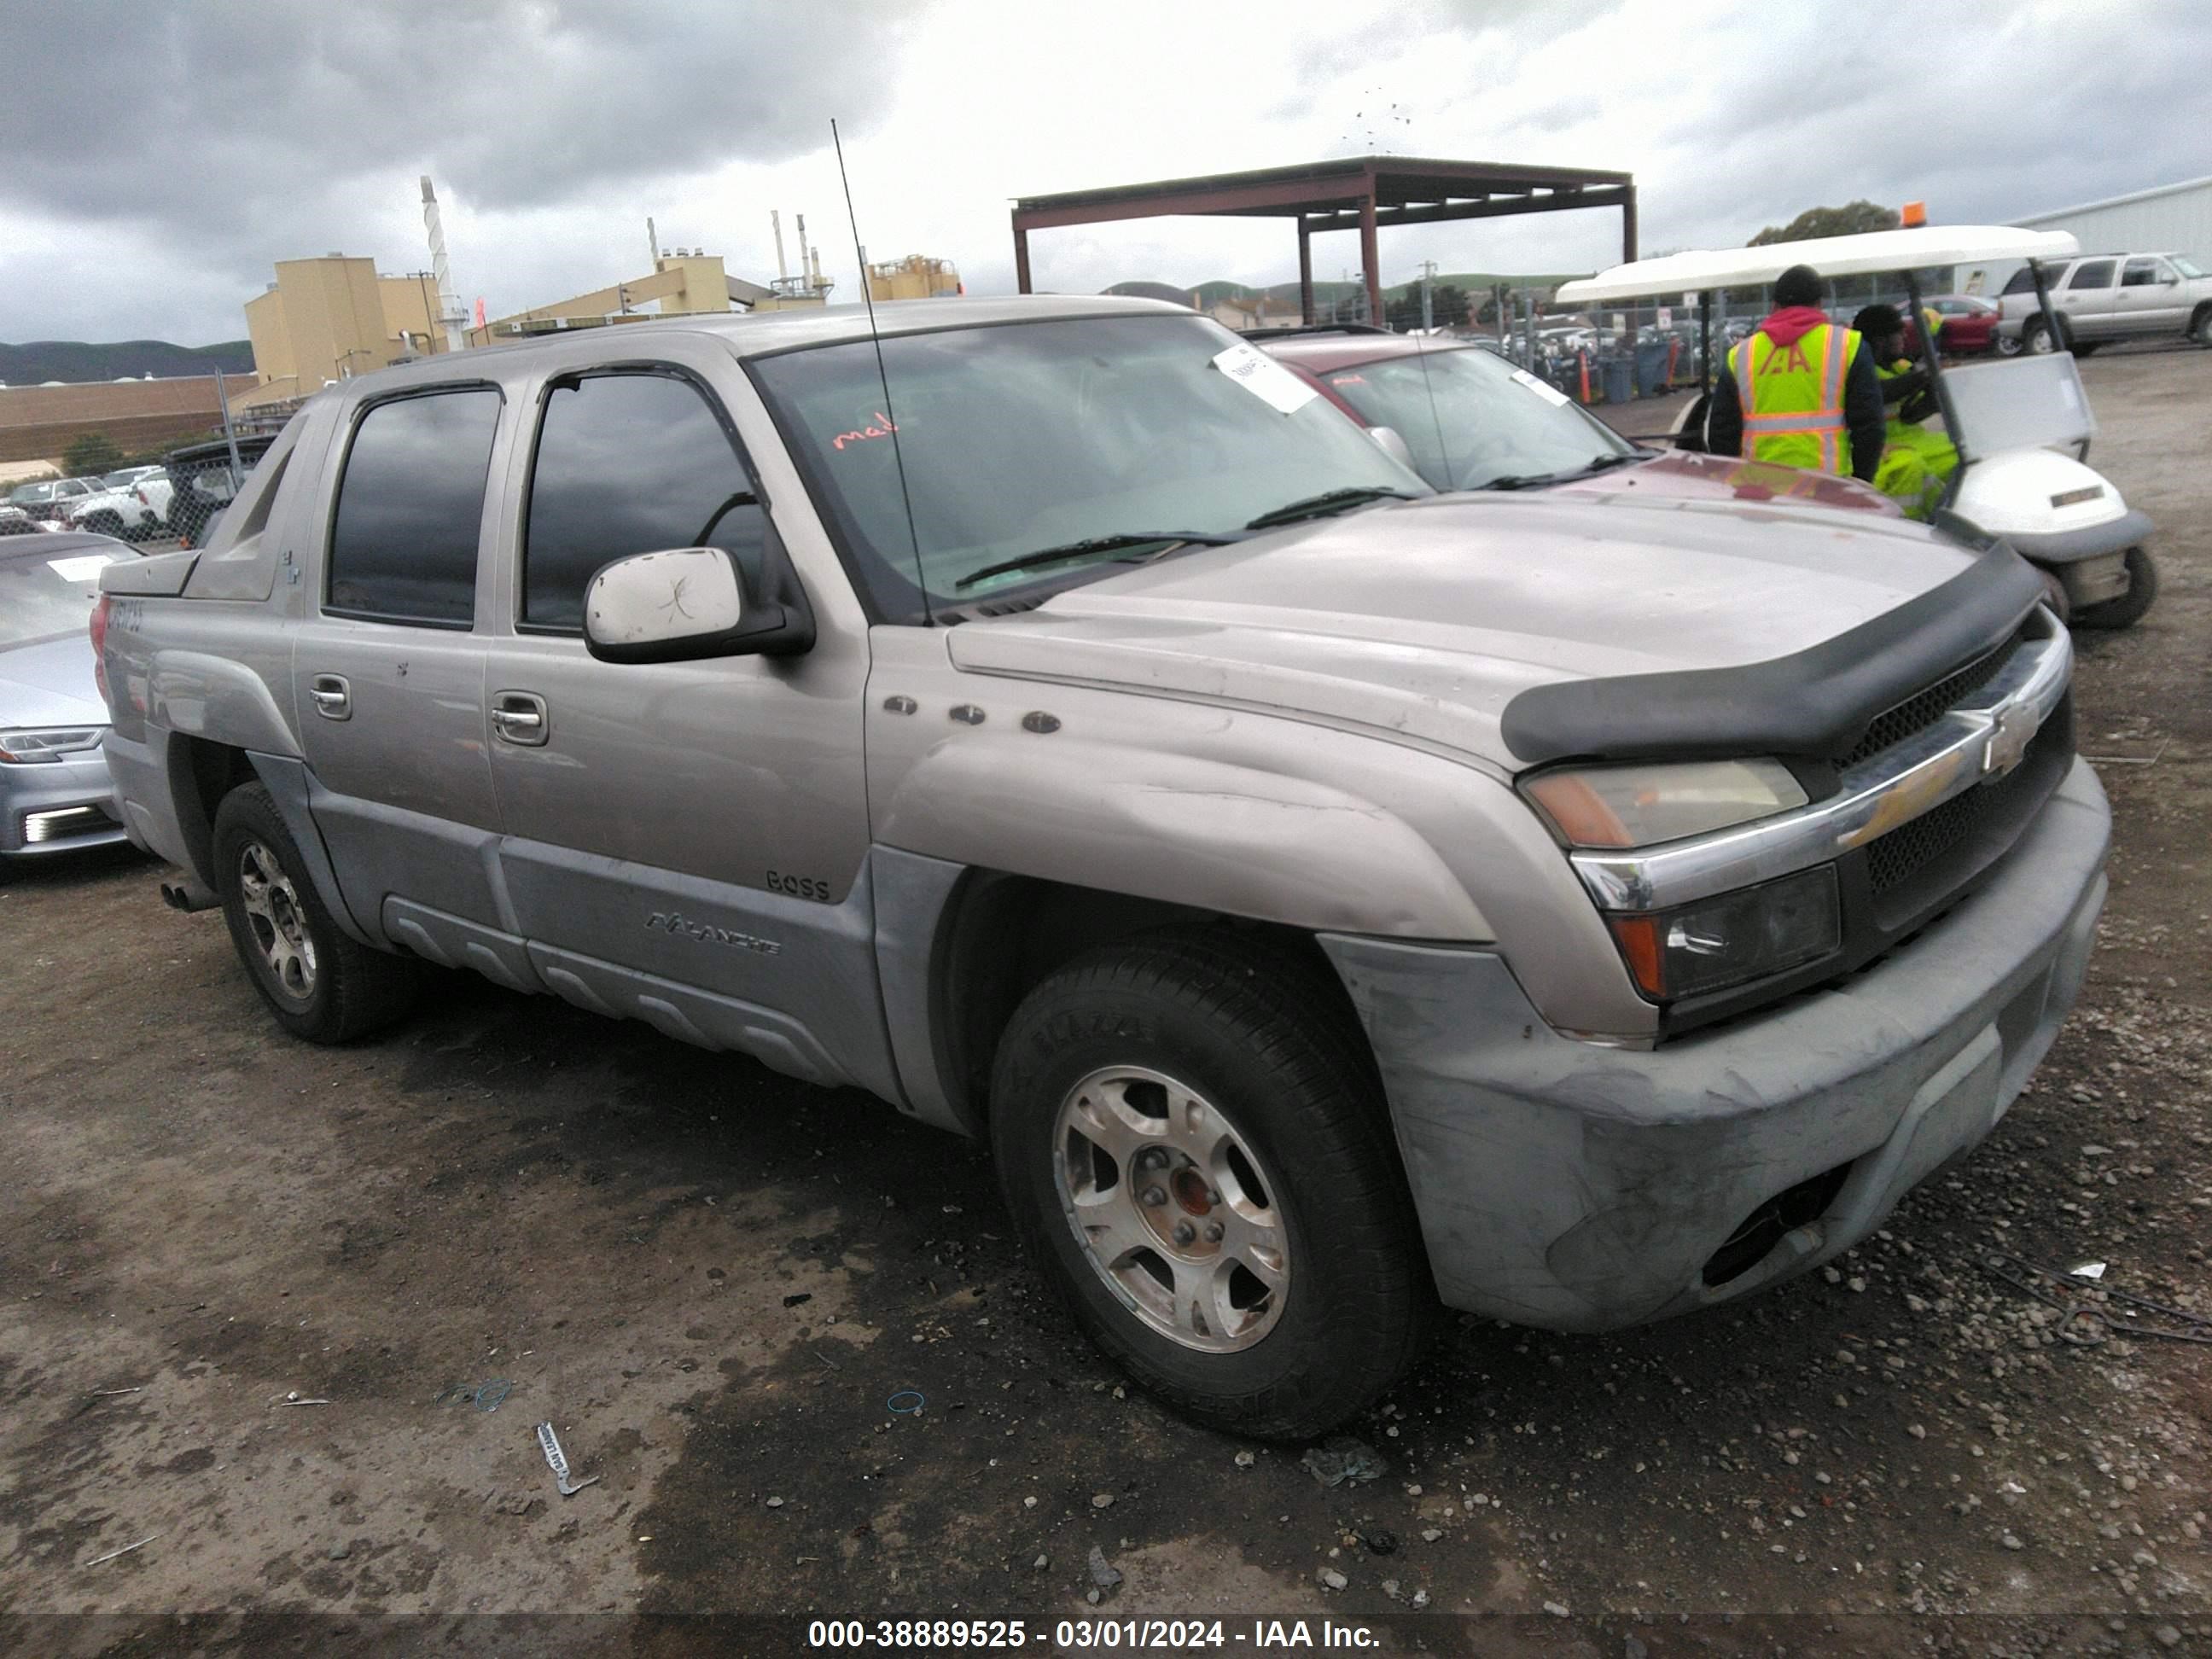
[1758,305,1832,348]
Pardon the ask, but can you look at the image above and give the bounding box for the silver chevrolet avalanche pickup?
[96,296,2109,1437]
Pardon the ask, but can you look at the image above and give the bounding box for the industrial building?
[1955,174,2212,295]
[865,256,961,301]
[0,376,259,469]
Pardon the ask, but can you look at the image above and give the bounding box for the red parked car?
[1253,327,1898,515]
[1921,294,2002,356]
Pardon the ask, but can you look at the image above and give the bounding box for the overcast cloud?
[2,0,2207,346]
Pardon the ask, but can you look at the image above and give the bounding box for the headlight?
[0,726,105,764]
[1521,759,1807,849]
[1605,865,1841,1002]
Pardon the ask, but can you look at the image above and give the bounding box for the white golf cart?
[1556,225,2158,629]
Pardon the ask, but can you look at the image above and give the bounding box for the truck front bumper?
[1322,757,2110,1333]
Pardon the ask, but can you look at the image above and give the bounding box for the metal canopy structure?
[1011,155,1637,327]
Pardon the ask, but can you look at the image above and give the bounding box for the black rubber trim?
[1997,509,2152,566]
[1499,550,2045,766]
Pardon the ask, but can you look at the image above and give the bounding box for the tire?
[2073,545,2159,631]
[989,928,1432,1440]
[211,783,416,1042]
[2191,307,2212,347]
[2073,341,2101,358]
[1994,332,2022,358]
[2023,319,2058,355]
[80,510,125,538]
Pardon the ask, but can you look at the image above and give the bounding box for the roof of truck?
[334,294,1193,396]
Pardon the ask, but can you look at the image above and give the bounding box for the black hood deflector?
[1500,550,2046,767]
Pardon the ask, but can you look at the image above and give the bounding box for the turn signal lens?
[1522,759,1808,849]
[1607,865,1842,1002]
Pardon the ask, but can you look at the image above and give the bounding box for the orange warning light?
[1901,201,1928,228]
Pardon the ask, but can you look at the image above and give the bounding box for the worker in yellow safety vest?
[1707,264,1886,482]
[1852,302,1959,520]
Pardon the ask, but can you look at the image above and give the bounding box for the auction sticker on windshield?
[1211,342,1318,415]
[1511,368,1573,408]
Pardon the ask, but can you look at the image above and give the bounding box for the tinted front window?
[1317,346,1632,491]
[0,547,130,645]
[748,314,1425,617]
[522,372,761,630]
[327,388,501,626]
[2068,260,2116,289]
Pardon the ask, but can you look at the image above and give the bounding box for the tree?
[64,432,124,476]
[1748,201,1900,247]
[1431,284,1470,329]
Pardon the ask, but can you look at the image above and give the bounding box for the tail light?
[89,594,111,706]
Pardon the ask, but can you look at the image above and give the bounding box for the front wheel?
[2073,545,2159,630]
[1995,332,2023,358]
[990,930,1432,1440]
[212,783,417,1042]
[2023,319,2058,355]
[2190,307,2212,347]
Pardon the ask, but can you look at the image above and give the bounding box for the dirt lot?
[3,347,2207,1657]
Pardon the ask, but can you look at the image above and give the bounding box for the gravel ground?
[1,347,2206,1657]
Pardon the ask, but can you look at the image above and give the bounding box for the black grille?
[1842,632,2021,769]
[1865,719,2059,897]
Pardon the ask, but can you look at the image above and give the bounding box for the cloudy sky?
[3,0,2207,346]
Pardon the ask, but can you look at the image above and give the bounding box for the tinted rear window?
[327,388,502,626]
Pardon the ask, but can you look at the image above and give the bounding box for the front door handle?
[309,673,351,720]
[491,690,550,747]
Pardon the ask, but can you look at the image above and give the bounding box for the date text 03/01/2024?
[804,1617,1383,1650]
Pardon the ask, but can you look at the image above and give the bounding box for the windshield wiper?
[952,531,1245,591]
[1476,453,1640,492]
[1243,486,1417,530]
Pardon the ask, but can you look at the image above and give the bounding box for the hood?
[946,494,2008,769]
[1557,451,1899,516]
[0,632,108,728]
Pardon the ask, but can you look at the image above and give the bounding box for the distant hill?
[0,339,255,387]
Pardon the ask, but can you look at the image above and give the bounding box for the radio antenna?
[831,119,929,624]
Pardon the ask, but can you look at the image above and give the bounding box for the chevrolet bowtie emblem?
[1983,703,2039,777]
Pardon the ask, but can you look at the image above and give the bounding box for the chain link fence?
[2,379,297,548]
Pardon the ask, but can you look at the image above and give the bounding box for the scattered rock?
[1543,1600,1570,1618]
[1410,1590,1429,1610]
[1420,1528,1443,1543]
[1318,1568,1348,1591]
[765,1496,784,1508]
[1091,1492,1115,1510]
[2153,1627,2180,1650]
[1033,1554,1049,1571]
[2001,1533,2023,1551]
[1086,1545,1123,1592]
[1907,1424,1927,1440]
[327,1543,350,1562]
[1234,1450,1255,1469]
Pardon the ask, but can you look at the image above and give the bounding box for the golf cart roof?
[1555,225,2082,304]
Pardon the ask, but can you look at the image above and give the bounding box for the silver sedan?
[1,532,137,864]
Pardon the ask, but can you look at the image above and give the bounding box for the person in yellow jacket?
[1853,302,1960,520]
[1707,264,1885,481]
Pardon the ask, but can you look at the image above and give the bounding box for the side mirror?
[583,543,814,664]
[1367,425,1417,469]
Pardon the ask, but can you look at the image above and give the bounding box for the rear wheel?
[2191,306,2212,347]
[989,929,1432,1440]
[2073,545,2159,631]
[79,509,125,538]
[212,783,416,1042]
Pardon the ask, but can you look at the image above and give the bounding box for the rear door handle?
[492,690,550,747]
[309,673,351,720]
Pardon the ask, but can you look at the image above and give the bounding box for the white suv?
[1997,252,2212,353]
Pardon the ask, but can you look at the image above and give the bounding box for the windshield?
[2174,256,2206,279]
[748,313,1428,617]
[1317,346,1634,491]
[0,548,129,646]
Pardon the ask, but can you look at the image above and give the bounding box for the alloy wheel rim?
[1051,1065,1289,1353]
[237,840,317,1000]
